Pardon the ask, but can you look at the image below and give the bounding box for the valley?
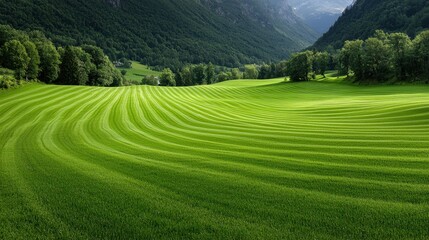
[1,0,429,239]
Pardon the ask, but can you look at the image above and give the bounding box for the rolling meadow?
[1,79,429,239]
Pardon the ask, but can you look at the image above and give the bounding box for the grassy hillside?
[1,80,429,239]
[119,61,161,84]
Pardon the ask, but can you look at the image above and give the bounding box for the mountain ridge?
[288,0,353,34]
[0,0,317,68]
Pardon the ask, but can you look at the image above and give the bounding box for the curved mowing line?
[1,81,429,239]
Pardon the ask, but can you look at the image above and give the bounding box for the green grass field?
[118,61,161,84]
[1,79,429,239]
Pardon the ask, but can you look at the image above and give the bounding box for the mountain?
[200,0,317,48]
[288,0,353,34]
[313,0,429,49]
[0,0,317,68]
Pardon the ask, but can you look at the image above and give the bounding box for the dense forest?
[0,25,124,89]
[289,30,429,84]
[0,0,316,70]
[313,0,429,49]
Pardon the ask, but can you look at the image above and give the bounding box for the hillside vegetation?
[284,30,429,85]
[0,25,125,88]
[0,0,316,68]
[119,61,161,84]
[1,80,429,239]
[313,0,429,49]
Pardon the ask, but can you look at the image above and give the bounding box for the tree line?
[0,25,125,89]
[148,63,297,87]
[286,30,429,84]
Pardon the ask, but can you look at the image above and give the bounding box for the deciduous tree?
[1,40,30,79]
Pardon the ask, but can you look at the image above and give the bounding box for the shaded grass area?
[118,61,161,84]
[0,80,429,239]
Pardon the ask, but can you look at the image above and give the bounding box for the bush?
[142,75,158,86]
[0,75,17,89]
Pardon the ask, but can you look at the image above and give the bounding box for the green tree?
[363,37,392,82]
[206,63,215,84]
[23,41,40,80]
[244,65,259,79]
[230,68,242,79]
[82,45,105,66]
[179,66,194,86]
[36,41,60,83]
[270,63,277,78]
[388,32,412,80]
[276,61,288,77]
[216,71,229,82]
[313,52,329,77]
[1,40,30,79]
[342,40,364,81]
[258,64,271,79]
[193,64,206,85]
[174,70,184,86]
[160,68,176,86]
[95,63,114,86]
[412,30,429,78]
[0,25,28,48]
[339,45,351,75]
[59,46,89,85]
[111,68,124,87]
[286,51,313,82]
[88,56,123,87]
[119,58,132,68]
[142,75,158,86]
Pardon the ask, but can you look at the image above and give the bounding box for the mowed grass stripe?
[0,81,428,239]
[0,86,106,239]
[141,86,429,172]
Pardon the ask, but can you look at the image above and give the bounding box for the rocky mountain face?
[288,0,353,34]
[199,0,317,48]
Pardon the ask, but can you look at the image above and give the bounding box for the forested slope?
[0,0,317,68]
[313,0,429,49]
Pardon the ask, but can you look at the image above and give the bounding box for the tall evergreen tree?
[59,46,88,85]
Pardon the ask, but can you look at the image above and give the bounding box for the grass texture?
[0,79,428,239]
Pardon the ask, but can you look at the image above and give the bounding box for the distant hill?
[313,0,429,49]
[0,0,317,68]
[288,0,353,34]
